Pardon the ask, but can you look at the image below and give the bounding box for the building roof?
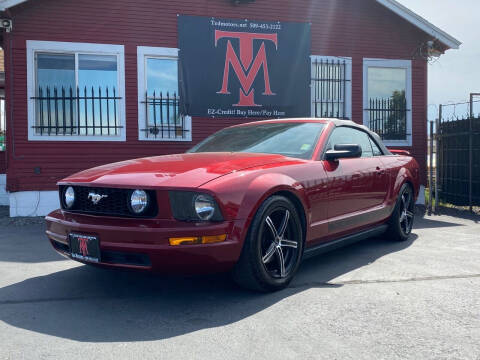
[0,0,461,49]
[376,0,461,49]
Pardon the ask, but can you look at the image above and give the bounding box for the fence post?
[428,121,433,215]
[435,106,441,213]
[469,94,474,213]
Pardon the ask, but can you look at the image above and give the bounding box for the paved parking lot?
[0,212,479,359]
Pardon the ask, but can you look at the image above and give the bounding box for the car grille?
[51,239,151,267]
[59,186,158,218]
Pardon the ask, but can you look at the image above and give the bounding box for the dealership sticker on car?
[69,234,100,263]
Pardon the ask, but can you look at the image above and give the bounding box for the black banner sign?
[178,16,311,118]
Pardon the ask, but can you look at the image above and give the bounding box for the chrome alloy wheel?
[399,189,414,235]
[261,209,300,278]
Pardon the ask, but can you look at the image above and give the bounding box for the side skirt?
[302,224,388,260]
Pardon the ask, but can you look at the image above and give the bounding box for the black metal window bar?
[31,86,123,136]
[312,58,350,119]
[140,91,189,140]
[0,96,5,151]
[365,95,410,140]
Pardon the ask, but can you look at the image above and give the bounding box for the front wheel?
[386,183,415,242]
[232,196,304,292]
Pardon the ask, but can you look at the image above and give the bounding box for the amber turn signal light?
[169,234,227,246]
[169,237,201,246]
[202,234,227,244]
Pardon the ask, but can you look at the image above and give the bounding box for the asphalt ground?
[0,211,479,359]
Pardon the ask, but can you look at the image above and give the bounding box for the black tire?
[386,183,415,242]
[232,195,304,292]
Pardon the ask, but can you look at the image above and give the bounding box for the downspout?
[4,9,23,192]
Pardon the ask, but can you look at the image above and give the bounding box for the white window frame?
[137,46,191,142]
[26,40,126,141]
[310,55,352,120]
[363,58,412,147]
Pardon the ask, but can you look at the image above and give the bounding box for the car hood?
[59,152,294,188]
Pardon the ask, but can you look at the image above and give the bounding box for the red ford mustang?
[46,119,419,291]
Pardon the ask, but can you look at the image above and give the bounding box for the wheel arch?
[387,169,416,221]
[392,166,418,201]
[235,173,310,245]
[272,190,307,243]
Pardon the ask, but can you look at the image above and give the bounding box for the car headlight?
[130,189,149,214]
[169,191,223,222]
[194,194,216,221]
[64,186,75,209]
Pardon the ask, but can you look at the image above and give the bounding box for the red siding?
[4,0,430,191]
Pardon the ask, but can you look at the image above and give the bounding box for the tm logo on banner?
[215,31,278,107]
[178,16,310,117]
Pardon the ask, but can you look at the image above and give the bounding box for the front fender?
[237,172,310,221]
[201,165,311,219]
[229,172,310,249]
[201,170,310,244]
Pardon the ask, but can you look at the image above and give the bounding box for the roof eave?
[0,0,463,50]
[376,0,461,49]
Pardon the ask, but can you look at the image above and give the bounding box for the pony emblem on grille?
[88,192,108,205]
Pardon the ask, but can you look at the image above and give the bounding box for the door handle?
[376,167,385,175]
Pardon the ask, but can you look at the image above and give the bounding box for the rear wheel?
[232,196,304,292]
[386,183,415,242]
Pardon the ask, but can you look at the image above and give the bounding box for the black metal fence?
[365,96,409,140]
[140,91,189,140]
[31,86,122,136]
[436,114,480,207]
[311,59,349,119]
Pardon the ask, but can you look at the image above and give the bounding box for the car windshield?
[188,122,325,159]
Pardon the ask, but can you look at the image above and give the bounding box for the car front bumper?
[45,210,246,274]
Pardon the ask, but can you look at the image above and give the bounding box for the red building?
[0,0,460,216]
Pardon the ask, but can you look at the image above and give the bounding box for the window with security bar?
[311,56,352,120]
[363,59,412,145]
[138,52,190,141]
[31,51,122,137]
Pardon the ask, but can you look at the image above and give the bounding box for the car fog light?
[194,194,216,220]
[130,189,149,214]
[64,186,75,209]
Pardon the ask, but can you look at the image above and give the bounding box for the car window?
[188,122,325,160]
[326,127,374,158]
[369,136,383,156]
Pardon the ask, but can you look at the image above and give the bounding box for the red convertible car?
[46,119,419,291]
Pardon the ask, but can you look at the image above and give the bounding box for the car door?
[322,126,389,237]
[368,134,391,205]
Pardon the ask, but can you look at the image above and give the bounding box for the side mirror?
[325,144,362,161]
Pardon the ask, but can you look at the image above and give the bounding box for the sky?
[396,0,480,120]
